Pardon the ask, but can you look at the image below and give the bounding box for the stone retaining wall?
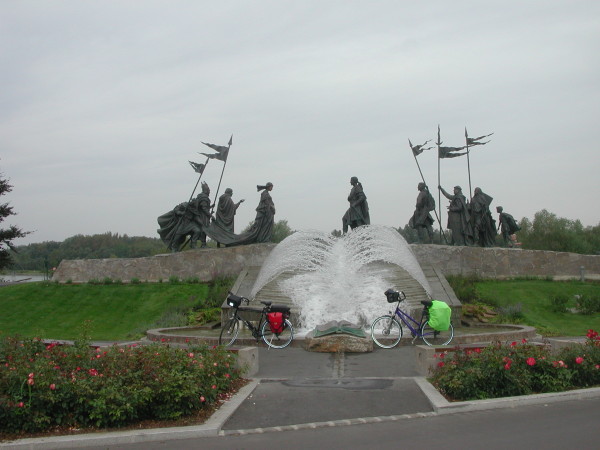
[52,243,276,283]
[411,245,600,280]
[53,242,600,283]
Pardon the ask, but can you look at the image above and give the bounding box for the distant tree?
[12,233,167,270]
[397,224,418,244]
[518,209,598,254]
[0,170,30,269]
[271,220,294,243]
[242,219,294,243]
[331,229,342,237]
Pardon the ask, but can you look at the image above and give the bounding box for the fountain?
[251,225,432,334]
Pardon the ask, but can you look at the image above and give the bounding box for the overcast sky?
[2,1,599,246]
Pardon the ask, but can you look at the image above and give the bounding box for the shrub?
[496,303,525,323]
[130,277,141,284]
[549,294,569,313]
[0,336,241,433]
[430,332,600,401]
[168,275,179,284]
[205,277,234,308]
[102,277,113,285]
[446,274,481,304]
[575,294,600,315]
[554,329,600,387]
[188,308,221,325]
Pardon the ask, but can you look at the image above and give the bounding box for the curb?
[414,377,600,413]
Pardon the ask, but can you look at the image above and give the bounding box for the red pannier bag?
[267,312,284,334]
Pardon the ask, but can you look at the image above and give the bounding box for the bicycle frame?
[392,304,428,341]
[233,308,268,340]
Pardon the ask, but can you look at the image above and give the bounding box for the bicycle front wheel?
[420,320,454,346]
[371,315,403,348]
[261,319,294,349]
[219,318,240,346]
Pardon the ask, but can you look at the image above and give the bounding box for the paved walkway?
[223,346,431,431]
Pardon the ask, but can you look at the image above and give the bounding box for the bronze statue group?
[339,176,519,248]
[157,174,520,252]
[156,133,519,251]
[157,182,275,252]
[409,183,520,247]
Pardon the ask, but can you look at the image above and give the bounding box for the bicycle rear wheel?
[420,320,454,346]
[261,319,294,349]
[371,315,403,348]
[219,318,240,346]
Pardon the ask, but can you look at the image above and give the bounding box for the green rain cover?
[428,300,451,331]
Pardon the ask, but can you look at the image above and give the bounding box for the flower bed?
[430,330,600,401]
[0,336,242,435]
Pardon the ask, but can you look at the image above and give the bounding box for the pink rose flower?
[526,357,536,366]
[575,356,584,364]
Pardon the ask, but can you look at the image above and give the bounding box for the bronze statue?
[409,182,435,243]
[156,182,213,251]
[470,187,496,247]
[194,182,213,248]
[251,182,276,243]
[438,185,472,246]
[213,188,244,247]
[496,206,521,247]
[157,201,203,251]
[342,176,370,233]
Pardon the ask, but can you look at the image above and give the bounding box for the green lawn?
[0,282,212,340]
[474,279,600,336]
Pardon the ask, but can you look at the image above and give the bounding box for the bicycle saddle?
[421,300,433,308]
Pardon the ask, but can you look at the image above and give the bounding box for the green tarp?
[428,300,451,331]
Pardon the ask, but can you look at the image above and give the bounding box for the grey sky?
[1,1,599,245]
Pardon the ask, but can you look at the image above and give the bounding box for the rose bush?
[430,331,600,401]
[0,336,242,434]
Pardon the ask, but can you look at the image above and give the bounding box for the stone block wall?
[411,245,600,280]
[52,243,276,283]
[52,242,600,283]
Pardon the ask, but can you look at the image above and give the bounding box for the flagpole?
[410,140,448,245]
[211,135,233,213]
[188,157,210,202]
[436,125,443,243]
[465,127,473,201]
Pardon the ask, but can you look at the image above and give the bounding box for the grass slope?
[475,280,600,336]
[0,282,210,340]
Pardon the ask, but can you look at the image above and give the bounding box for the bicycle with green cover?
[371,288,454,348]
[219,292,294,349]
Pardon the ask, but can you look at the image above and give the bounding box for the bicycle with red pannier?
[219,292,294,349]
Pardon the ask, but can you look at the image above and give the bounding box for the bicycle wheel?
[218,318,240,347]
[420,320,454,346]
[371,315,403,348]
[261,319,294,349]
